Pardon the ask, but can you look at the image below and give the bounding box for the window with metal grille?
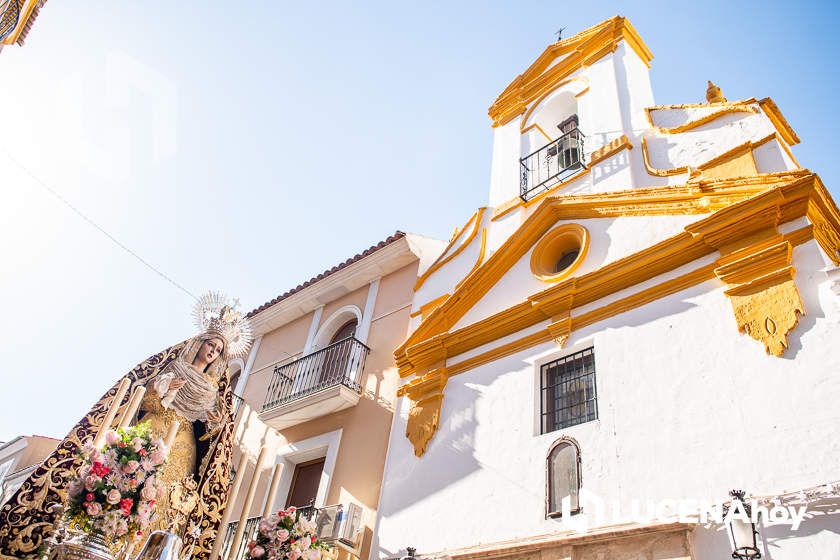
[540,347,597,434]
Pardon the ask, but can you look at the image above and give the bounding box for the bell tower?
[487,16,655,207]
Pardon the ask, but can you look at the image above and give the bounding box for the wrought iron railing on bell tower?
[519,123,585,201]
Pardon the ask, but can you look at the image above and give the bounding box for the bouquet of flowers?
[246,507,330,560]
[65,422,167,541]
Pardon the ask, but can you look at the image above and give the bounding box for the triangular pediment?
[396,171,838,377]
[488,16,653,127]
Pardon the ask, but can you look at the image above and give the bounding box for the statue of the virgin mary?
[0,293,252,560]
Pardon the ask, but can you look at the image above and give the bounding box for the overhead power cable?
[3,151,198,300]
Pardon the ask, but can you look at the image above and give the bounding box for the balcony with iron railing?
[221,504,356,560]
[520,125,585,201]
[259,336,370,429]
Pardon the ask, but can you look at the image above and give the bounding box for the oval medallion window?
[530,224,589,283]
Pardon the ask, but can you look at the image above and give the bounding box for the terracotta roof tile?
[246,231,406,318]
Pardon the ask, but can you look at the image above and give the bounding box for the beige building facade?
[0,435,58,506]
[213,232,442,560]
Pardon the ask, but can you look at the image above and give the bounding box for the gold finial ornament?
[706,80,727,103]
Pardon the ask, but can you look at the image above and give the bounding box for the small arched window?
[546,437,581,518]
[330,320,358,344]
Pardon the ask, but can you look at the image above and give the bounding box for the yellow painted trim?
[647,105,759,134]
[641,136,692,177]
[396,171,838,377]
[414,208,487,292]
[530,224,589,283]
[644,99,759,121]
[521,123,553,143]
[519,76,589,133]
[455,228,488,291]
[773,133,801,168]
[588,135,633,166]
[492,168,593,221]
[410,293,452,320]
[489,16,653,127]
[642,133,775,179]
[435,225,814,381]
[759,97,800,146]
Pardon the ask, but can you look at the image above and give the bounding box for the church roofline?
[488,16,653,127]
[246,231,406,320]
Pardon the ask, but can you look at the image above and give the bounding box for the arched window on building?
[546,437,581,518]
[319,319,358,384]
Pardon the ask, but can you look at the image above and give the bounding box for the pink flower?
[141,484,157,501]
[150,450,166,466]
[119,497,134,516]
[298,536,311,549]
[85,501,103,517]
[104,431,120,446]
[106,489,122,505]
[122,460,140,474]
[287,550,301,560]
[305,550,321,560]
[140,458,154,472]
[131,438,144,452]
[84,475,100,491]
[251,546,265,558]
[91,462,110,477]
[276,529,290,543]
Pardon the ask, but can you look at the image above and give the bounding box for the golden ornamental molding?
[521,122,553,142]
[398,368,448,457]
[410,293,452,320]
[488,16,652,127]
[397,171,839,380]
[759,97,800,146]
[642,133,776,180]
[530,224,589,283]
[455,228,488,291]
[395,228,817,455]
[588,135,633,166]
[519,76,590,132]
[646,104,759,134]
[414,208,487,292]
[714,236,804,356]
[644,98,759,112]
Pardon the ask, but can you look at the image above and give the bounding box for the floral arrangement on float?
[246,507,331,560]
[65,422,167,542]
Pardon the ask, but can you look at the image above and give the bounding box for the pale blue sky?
[1,1,838,441]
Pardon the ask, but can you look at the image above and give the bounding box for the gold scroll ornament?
[714,238,804,357]
[400,369,447,457]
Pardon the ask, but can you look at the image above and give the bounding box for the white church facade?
[372,16,840,560]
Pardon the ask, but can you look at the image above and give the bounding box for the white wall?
[374,239,840,559]
[452,214,705,332]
